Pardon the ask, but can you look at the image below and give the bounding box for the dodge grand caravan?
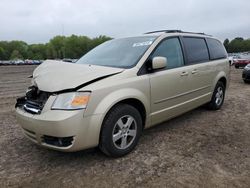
[15,30,229,157]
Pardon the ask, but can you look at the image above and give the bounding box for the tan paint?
[16,32,229,151]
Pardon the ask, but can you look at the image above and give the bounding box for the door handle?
[191,69,198,74]
[180,71,188,76]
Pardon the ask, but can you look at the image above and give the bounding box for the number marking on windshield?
[133,41,153,47]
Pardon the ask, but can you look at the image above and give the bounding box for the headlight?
[51,92,90,110]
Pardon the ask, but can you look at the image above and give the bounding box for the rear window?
[206,38,227,60]
[183,37,209,64]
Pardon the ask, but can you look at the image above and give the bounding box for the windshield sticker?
[133,41,153,47]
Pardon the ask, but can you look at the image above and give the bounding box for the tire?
[99,104,142,157]
[207,81,225,110]
[235,65,239,69]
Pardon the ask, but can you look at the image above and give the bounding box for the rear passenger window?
[183,37,209,64]
[206,38,227,60]
[151,38,184,69]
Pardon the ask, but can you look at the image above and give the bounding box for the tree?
[0,35,113,60]
[223,39,229,52]
[10,50,23,60]
[64,35,91,58]
[0,47,5,60]
[28,44,46,59]
[8,41,28,59]
[49,36,66,59]
[227,37,246,53]
[91,35,112,49]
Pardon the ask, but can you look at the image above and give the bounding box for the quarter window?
[206,38,227,60]
[183,37,209,64]
[151,38,184,69]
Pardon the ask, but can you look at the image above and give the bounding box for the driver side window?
[151,37,184,69]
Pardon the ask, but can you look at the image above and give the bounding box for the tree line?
[0,35,250,60]
[0,35,112,60]
[224,37,250,53]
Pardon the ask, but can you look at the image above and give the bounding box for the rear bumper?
[235,63,249,67]
[15,107,104,152]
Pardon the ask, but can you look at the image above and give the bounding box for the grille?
[42,135,74,147]
[16,86,51,114]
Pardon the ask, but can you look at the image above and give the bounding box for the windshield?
[76,36,157,68]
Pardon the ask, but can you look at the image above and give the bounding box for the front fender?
[93,88,150,117]
[83,88,150,144]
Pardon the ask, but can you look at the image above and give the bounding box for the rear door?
[181,37,213,101]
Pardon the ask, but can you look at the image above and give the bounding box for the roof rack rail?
[144,30,209,36]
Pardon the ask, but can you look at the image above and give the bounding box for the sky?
[0,0,249,44]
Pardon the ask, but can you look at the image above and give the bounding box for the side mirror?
[152,56,167,70]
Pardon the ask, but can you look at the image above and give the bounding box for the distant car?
[14,60,24,65]
[5,61,12,65]
[9,60,15,65]
[242,64,250,83]
[72,59,78,63]
[234,55,250,68]
[228,55,240,66]
[33,60,41,65]
[25,59,33,65]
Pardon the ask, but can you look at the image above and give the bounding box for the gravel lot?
[0,65,250,188]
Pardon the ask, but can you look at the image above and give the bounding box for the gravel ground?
[0,65,250,188]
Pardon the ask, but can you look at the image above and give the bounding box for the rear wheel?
[99,104,142,157]
[207,81,225,110]
[235,65,239,69]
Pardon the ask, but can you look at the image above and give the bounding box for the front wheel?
[99,104,142,157]
[207,81,225,110]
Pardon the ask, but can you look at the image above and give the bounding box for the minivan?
[15,30,229,157]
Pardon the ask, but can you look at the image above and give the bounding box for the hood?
[33,60,124,92]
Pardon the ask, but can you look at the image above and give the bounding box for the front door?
[149,37,192,125]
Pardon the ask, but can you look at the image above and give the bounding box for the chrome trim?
[23,104,41,114]
[154,85,211,104]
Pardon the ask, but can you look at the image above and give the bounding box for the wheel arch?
[213,71,228,90]
[218,76,227,89]
[98,97,148,149]
[105,98,147,129]
[91,88,150,143]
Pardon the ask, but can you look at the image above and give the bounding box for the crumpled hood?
[33,60,124,92]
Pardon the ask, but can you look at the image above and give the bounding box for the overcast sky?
[0,0,249,44]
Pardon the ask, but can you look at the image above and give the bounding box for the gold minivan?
[15,30,229,157]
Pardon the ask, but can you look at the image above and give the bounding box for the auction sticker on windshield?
[133,41,153,47]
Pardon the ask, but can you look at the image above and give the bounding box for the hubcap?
[112,115,137,150]
[215,86,224,106]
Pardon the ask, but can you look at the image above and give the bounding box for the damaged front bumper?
[15,88,104,152]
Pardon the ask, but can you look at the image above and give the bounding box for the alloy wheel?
[112,115,137,150]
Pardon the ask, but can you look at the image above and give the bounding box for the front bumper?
[15,107,104,152]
